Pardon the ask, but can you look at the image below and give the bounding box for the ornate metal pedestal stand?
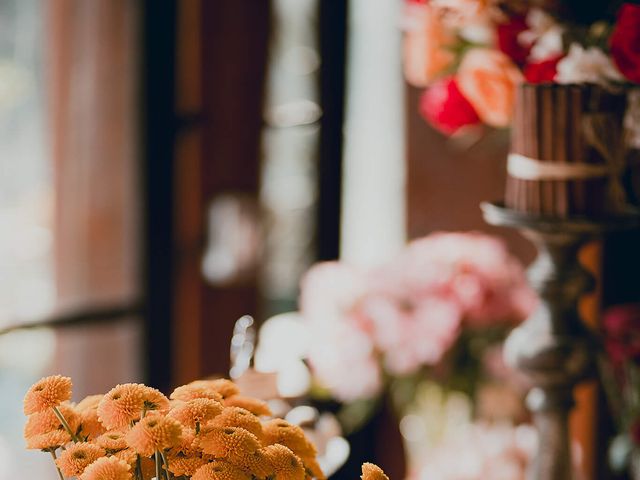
[481,202,640,480]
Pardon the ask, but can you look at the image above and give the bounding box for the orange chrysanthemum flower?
[76,395,106,439]
[211,407,263,441]
[361,463,389,480]
[56,442,106,477]
[25,430,71,450]
[111,450,155,479]
[262,444,306,480]
[97,384,170,430]
[24,402,80,438]
[224,395,272,417]
[302,455,325,480]
[168,398,224,429]
[77,394,103,412]
[24,375,72,415]
[262,419,317,459]
[233,449,275,479]
[96,432,128,452]
[80,456,132,480]
[192,459,252,480]
[125,412,182,457]
[168,454,209,477]
[197,426,261,462]
[170,384,224,402]
[166,428,208,476]
[199,379,240,399]
[112,448,136,466]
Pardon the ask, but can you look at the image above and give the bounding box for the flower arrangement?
[23,374,392,480]
[403,0,640,135]
[300,232,535,404]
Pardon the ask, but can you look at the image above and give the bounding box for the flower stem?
[52,406,79,443]
[49,449,65,480]
[136,455,143,480]
[155,450,161,480]
[160,450,172,479]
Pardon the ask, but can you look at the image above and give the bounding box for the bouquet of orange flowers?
[23,375,390,480]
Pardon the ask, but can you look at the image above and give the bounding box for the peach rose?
[403,3,455,87]
[456,48,523,127]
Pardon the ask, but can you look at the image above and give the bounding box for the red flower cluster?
[603,303,640,365]
[497,16,530,66]
[524,56,564,84]
[610,3,640,83]
[419,77,481,135]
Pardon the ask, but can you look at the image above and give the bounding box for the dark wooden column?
[170,0,271,386]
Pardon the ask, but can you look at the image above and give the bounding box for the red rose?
[603,304,640,364]
[524,55,563,84]
[497,16,530,66]
[419,76,481,135]
[610,3,640,83]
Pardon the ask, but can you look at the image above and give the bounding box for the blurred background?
[1,1,638,479]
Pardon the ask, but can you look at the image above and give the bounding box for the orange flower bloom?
[96,432,128,452]
[112,448,137,467]
[456,48,523,127]
[76,395,106,439]
[224,395,272,417]
[168,398,223,429]
[192,460,252,480]
[168,454,209,477]
[211,407,264,441]
[77,394,103,412]
[25,430,70,450]
[361,463,389,480]
[97,384,170,430]
[80,456,132,480]
[170,378,238,402]
[56,442,106,477]
[262,419,317,459]
[125,412,183,456]
[24,403,80,438]
[233,449,275,479]
[197,426,261,462]
[165,428,208,476]
[24,375,72,414]
[262,444,306,480]
[403,3,456,87]
[302,455,325,480]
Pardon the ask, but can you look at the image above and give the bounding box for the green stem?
[155,450,161,480]
[49,449,65,480]
[52,406,79,443]
[160,450,172,479]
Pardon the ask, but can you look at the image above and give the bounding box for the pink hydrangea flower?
[298,233,534,401]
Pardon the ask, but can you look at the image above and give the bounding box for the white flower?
[459,21,496,45]
[519,8,564,61]
[555,44,625,86]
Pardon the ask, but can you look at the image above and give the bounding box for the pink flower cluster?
[300,232,535,402]
[404,1,640,135]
